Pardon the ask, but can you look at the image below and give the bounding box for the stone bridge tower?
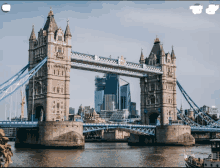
[139,38,195,145]
[140,37,177,126]
[28,9,71,122]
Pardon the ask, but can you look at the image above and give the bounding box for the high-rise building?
[94,74,132,114]
[104,94,116,111]
[120,78,131,113]
[69,107,75,115]
[130,102,136,116]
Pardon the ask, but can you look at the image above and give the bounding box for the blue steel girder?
[191,126,220,133]
[0,57,47,103]
[0,64,29,93]
[82,123,156,135]
[177,108,201,127]
[0,121,38,128]
[71,51,163,78]
[177,80,219,127]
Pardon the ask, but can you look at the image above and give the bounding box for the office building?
[94,74,133,115]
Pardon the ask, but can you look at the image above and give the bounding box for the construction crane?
[20,90,25,120]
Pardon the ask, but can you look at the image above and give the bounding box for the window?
[57,87,60,93]
[156,59,159,63]
[151,84,155,91]
[57,111,59,114]
[58,47,62,53]
[53,87,56,92]
[53,105,55,109]
[61,88,63,93]
[57,103,59,109]
[62,71,64,76]
[54,70,55,75]
[58,71,59,75]
[151,97,155,104]
[211,164,212,167]
[61,106,63,109]
[58,36,62,41]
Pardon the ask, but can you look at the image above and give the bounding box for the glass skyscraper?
[94,74,132,115]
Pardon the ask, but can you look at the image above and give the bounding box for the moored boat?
[185,139,220,168]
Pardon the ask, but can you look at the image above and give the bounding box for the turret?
[29,25,36,49]
[139,48,145,64]
[171,45,176,65]
[64,19,72,46]
[29,25,36,65]
[188,107,194,120]
[160,44,166,65]
[180,104,184,115]
[47,17,54,42]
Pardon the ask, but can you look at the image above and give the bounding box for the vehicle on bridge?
[185,139,220,168]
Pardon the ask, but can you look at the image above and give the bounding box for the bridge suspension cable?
[177,80,219,127]
[0,64,29,93]
[0,57,47,103]
[176,108,201,127]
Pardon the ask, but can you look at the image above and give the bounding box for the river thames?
[7,142,212,167]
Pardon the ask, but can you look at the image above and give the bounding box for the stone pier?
[15,121,85,149]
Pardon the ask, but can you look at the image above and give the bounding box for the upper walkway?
[71,51,163,78]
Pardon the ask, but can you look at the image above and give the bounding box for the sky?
[0,1,219,120]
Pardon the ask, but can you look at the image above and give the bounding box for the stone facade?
[140,38,177,126]
[15,121,84,148]
[156,125,195,145]
[28,9,71,122]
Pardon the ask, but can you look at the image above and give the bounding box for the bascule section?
[28,9,71,122]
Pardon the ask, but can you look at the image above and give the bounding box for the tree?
[0,129,13,167]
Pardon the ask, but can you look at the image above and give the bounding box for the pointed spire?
[171,45,176,59]
[64,18,72,37]
[160,44,165,56]
[43,8,58,33]
[29,24,36,41]
[139,48,145,64]
[48,7,54,17]
[48,17,53,32]
[154,35,160,44]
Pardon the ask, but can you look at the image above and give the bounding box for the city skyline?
[0,1,220,120]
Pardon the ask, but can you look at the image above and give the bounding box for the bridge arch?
[33,104,45,121]
[146,111,160,125]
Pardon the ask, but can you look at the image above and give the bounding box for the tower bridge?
[1,8,220,148]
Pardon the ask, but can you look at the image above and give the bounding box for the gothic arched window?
[57,87,60,93]
[151,84,155,91]
[58,36,62,41]
[151,96,155,104]
[58,47,62,53]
